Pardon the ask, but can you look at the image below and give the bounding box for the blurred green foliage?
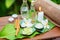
[0,0,31,17]
[5,0,15,8]
[51,0,60,4]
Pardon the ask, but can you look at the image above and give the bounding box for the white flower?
[44,25,50,29]
[46,25,50,29]
[8,17,14,22]
[41,19,50,29]
[12,14,18,18]
[25,22,33,27]
[35,23,43,29]
[41,19,48,26]
[20,18,33,28]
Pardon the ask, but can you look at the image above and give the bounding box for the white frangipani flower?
[42,19,50,29]
[25,22,33,27]
[20,18,33,28]
[46,25,50,29]
[42,19,48,26]
[44,25,50,29]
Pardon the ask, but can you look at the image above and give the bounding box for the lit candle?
[38,11,44,22]
[39,6,42,12]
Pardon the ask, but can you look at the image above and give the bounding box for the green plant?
[51,0,60,4]
[0,0,31,17]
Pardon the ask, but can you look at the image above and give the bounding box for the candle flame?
[39,6,42,11]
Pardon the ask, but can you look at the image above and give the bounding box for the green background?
[0,0,31,17]
[51,0,60,4]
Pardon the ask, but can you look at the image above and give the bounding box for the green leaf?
[48,21,55,30]
[16,28,26,39]
[0,18,55,39]
[5,0,15,8]
[16,28,39,38]
[0,24,16,40]
[28,31,39,38]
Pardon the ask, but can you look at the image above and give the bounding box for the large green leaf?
[0,24,16,40]
[16,28,39,38]
[0,19,55,39]
[28,31,39,38]
[16,28,26,39]
[5,0,15,8]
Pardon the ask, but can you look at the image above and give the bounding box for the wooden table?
[0,16,60,40]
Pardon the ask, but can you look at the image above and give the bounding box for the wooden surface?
[0,16,60,40]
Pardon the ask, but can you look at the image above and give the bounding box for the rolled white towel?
[8,17,14,22]
[12,14,18,18]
